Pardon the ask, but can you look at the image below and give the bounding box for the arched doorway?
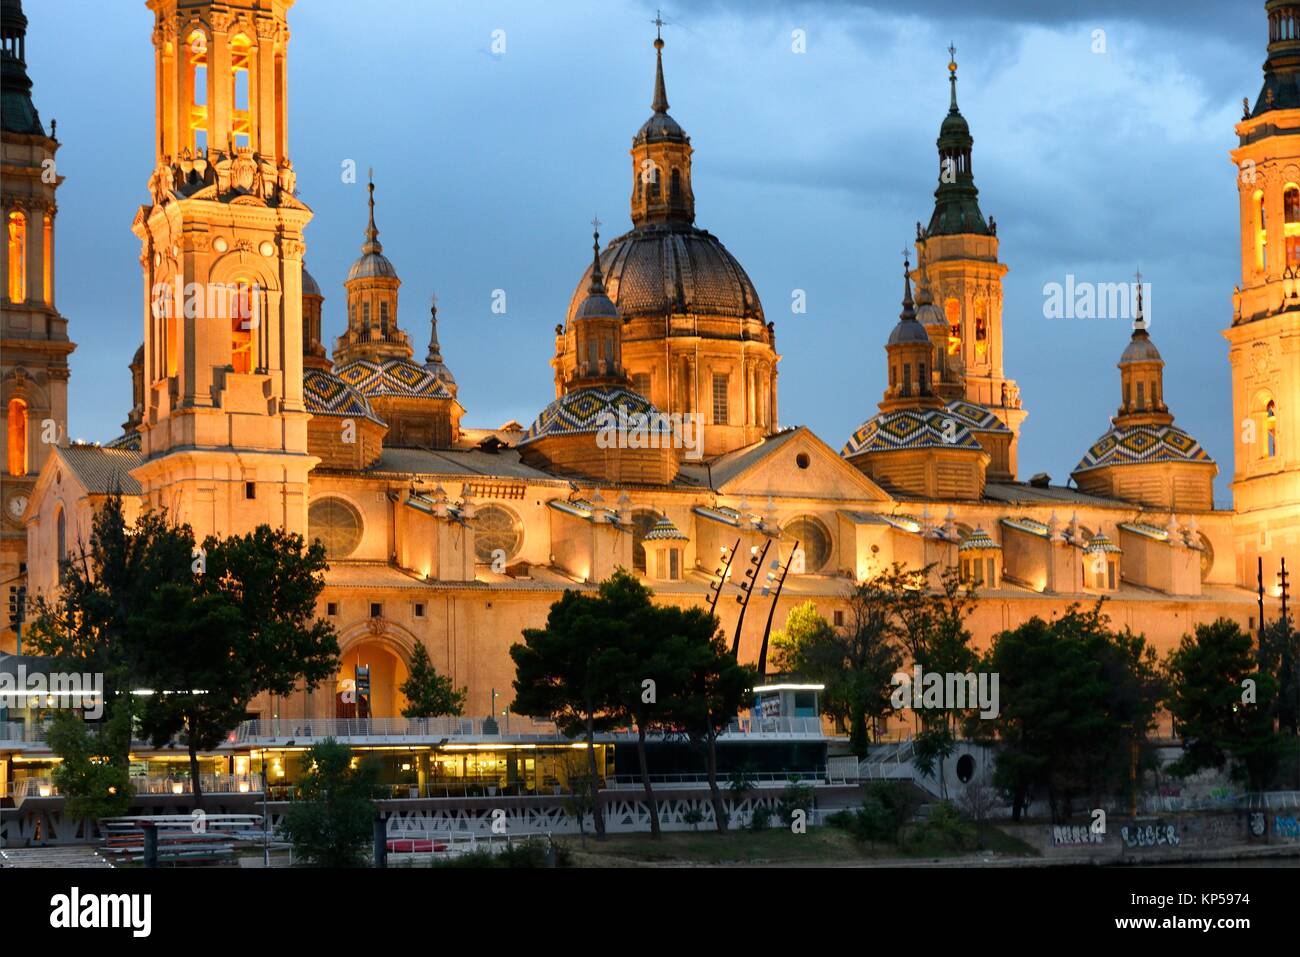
[336,639,409,720]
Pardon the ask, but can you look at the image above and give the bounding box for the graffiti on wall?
[1052,824,1104,846]
[1120,821,1180,848]
[1275,815,1300,840]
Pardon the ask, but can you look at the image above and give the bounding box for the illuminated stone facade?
[6,2,1291,733]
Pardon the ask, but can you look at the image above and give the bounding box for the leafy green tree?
[131,525,340,804]
[511,585,626,840]
[594,571,681,840]
[400,643,466,718]
[45,708,134,824]
[658,608,757,833]
[1165,618,1285,792]
[29,497,341,806]
[978,605,1162,821]
[279,739,380,867]
[772,588,902,757]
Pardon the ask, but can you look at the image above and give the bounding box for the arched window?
[630,509,661,572]
[974,300,988,357]
[230,33,252,148]
[7,397,27,476]
[944,298,961,355]
[670,168,681,201]
[42,213,52,305]
[1256,190,1268,271]
[188,30,209,152]
[1285,186,1300,266]
[7,210,26,303]
[56,506,66,563]
[1266,400,1278,458]
[230,278,256,373]
[379,301,389,332]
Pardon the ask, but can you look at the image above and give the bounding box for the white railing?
[10,774,262,799]
[605,769,827,789]
[233,716,562,743]
[233,714,825,744]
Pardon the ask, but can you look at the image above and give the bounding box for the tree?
[596,571,680,840]
[772,588,901,758]
[659,607,757,833]
[45,708,134,824]
[510,586,625,840]
[978,605,1162,821]
[28,495,199,780]
[279,739,380,867]
[132,525,341,804]
[1165,618,1285,792]
[29,498,341,806]
[400,643,466,718]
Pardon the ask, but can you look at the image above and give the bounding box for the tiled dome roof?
[567,222,763,324]
[304,367,385,423]
[842,407,982,457]
[958,526,1000,551]
[1074,423,1212,473]
[645,517,689,541]
[520,384,672,444]
[334,356,452,400]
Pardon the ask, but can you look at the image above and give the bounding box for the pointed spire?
[362,168,382,254]
[588,215,607,295]
[426,296,443,364]
[948,43,959,113]
[651,11,669,113]
[900,250,916,322]
[1133,267,1147,331]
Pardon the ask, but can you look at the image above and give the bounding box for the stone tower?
[131,0,317,539]
[1226,1,1300,584]
[915,49,1025,472]
[1,0,74,614]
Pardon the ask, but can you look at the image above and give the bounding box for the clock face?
[7,494,28,520]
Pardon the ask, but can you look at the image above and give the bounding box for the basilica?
[2,0,1297,738]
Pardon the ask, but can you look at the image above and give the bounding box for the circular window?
[782,515,831,573]
[796,452,810,470]
[473,504,522,564]
[308,497,363,559]
[630,509,661,573]
[1198,532,1215,582]
[956,754,975,784]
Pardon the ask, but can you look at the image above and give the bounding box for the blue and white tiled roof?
[842,407,982,457]
[1074,423,1212,473]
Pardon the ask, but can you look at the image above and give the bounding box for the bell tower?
[629,20,694,228]
[916,48,1025,467]
[131,0,317,539]
[1226,0,1300,584]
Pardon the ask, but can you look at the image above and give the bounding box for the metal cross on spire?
[591,214,602,238]
[653,9,666,40]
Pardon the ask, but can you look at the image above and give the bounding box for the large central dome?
[565,221,763,325]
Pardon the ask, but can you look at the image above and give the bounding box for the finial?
[588,216,606,293]
[652,17,670,113]
[363,168,381,252]
[948,43,960,112]
[1243,96,1251,119]
[426,294,444,364]
[1134,268,1146,330]
[900,249,915,321]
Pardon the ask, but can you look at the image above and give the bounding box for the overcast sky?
[23,0,1267,502]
